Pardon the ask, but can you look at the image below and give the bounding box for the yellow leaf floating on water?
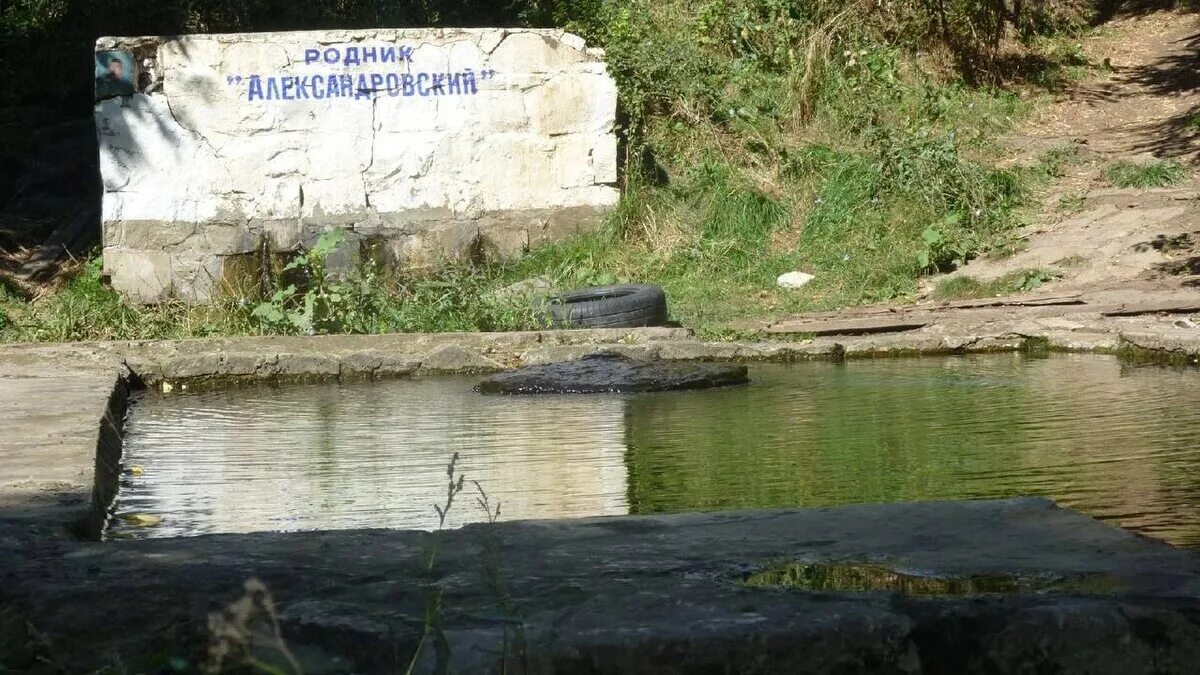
[129,466,144,477]
[119,513,162,527]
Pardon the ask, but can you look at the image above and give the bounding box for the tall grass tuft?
[1105,160,1189,189]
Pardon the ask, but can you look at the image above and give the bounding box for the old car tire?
[547,284,669,328]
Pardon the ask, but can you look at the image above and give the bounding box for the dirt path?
[941,10,1200,293]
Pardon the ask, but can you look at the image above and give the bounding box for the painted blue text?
[303,45,415,66]
[243,69,496,101]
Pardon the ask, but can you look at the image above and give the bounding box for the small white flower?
[842,254,851,262]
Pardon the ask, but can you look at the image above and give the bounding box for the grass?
[932,268,1063,300]
[1105,160,1189,188]
[1054,254,1087,267]
[1058,192,1086,213]
[0,1,1104,343]
[1033,144,1083,180]
[1020,34,1095,90]
[0,255,546,343]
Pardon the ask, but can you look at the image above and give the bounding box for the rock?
[477,352,749,394]
[518,343,658,366]
[418,344,506,374]
[777,271,815,289]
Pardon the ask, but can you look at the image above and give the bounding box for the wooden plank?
[764,317,929,336]
[935,293,1084,310]
[1101,300,1200,317]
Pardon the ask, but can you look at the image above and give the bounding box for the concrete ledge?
[0,368,128,538]
[2,498,1199,673]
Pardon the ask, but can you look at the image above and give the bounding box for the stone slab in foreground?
[95,29,618,303]
[3,498,1199,673]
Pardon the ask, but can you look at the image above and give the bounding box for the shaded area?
[4,497,1200,673]
[1094,0,1200,25]
[1120,29,1200,160]
[1030,14,1200,161]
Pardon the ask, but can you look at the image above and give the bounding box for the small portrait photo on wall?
[96,50,136,99]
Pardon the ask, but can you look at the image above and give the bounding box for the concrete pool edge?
[2,325,1199,540]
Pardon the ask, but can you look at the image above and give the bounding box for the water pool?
[111,353,1200,545]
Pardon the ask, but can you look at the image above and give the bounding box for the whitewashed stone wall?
[95,29,619,303]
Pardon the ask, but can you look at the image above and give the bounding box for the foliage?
[0,243,546,342]
[1009,267,1062,292]
[1105,159,1189,188]
[250,229,388,335]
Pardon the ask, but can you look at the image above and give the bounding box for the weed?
[1033,144,1082,179]
[472,481,527,674]
[205,579,302,675]
[250,229,386,335]
[1021,35,1094,88]
[1009,267,1062,292]
[1105,160,1189,189]
[1053,254,1087,267]
[1058,192,1085,213]
[931,276,999,300]
[402,456,525,674]
[406,453,467,675]
[932,267,1062,299]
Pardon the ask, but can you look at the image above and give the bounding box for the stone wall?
[95,29,619,303]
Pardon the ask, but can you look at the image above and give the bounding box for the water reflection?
[625,354,1200,546]
[114,354,1200,546]
[114,379,629,537]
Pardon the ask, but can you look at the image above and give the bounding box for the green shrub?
[250,229,389,335]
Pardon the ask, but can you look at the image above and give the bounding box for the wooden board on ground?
[763,317,930,336]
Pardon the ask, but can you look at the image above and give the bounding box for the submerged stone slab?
[95,29,619,303]
[477,352,750,394]
[2,499,1200,673]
